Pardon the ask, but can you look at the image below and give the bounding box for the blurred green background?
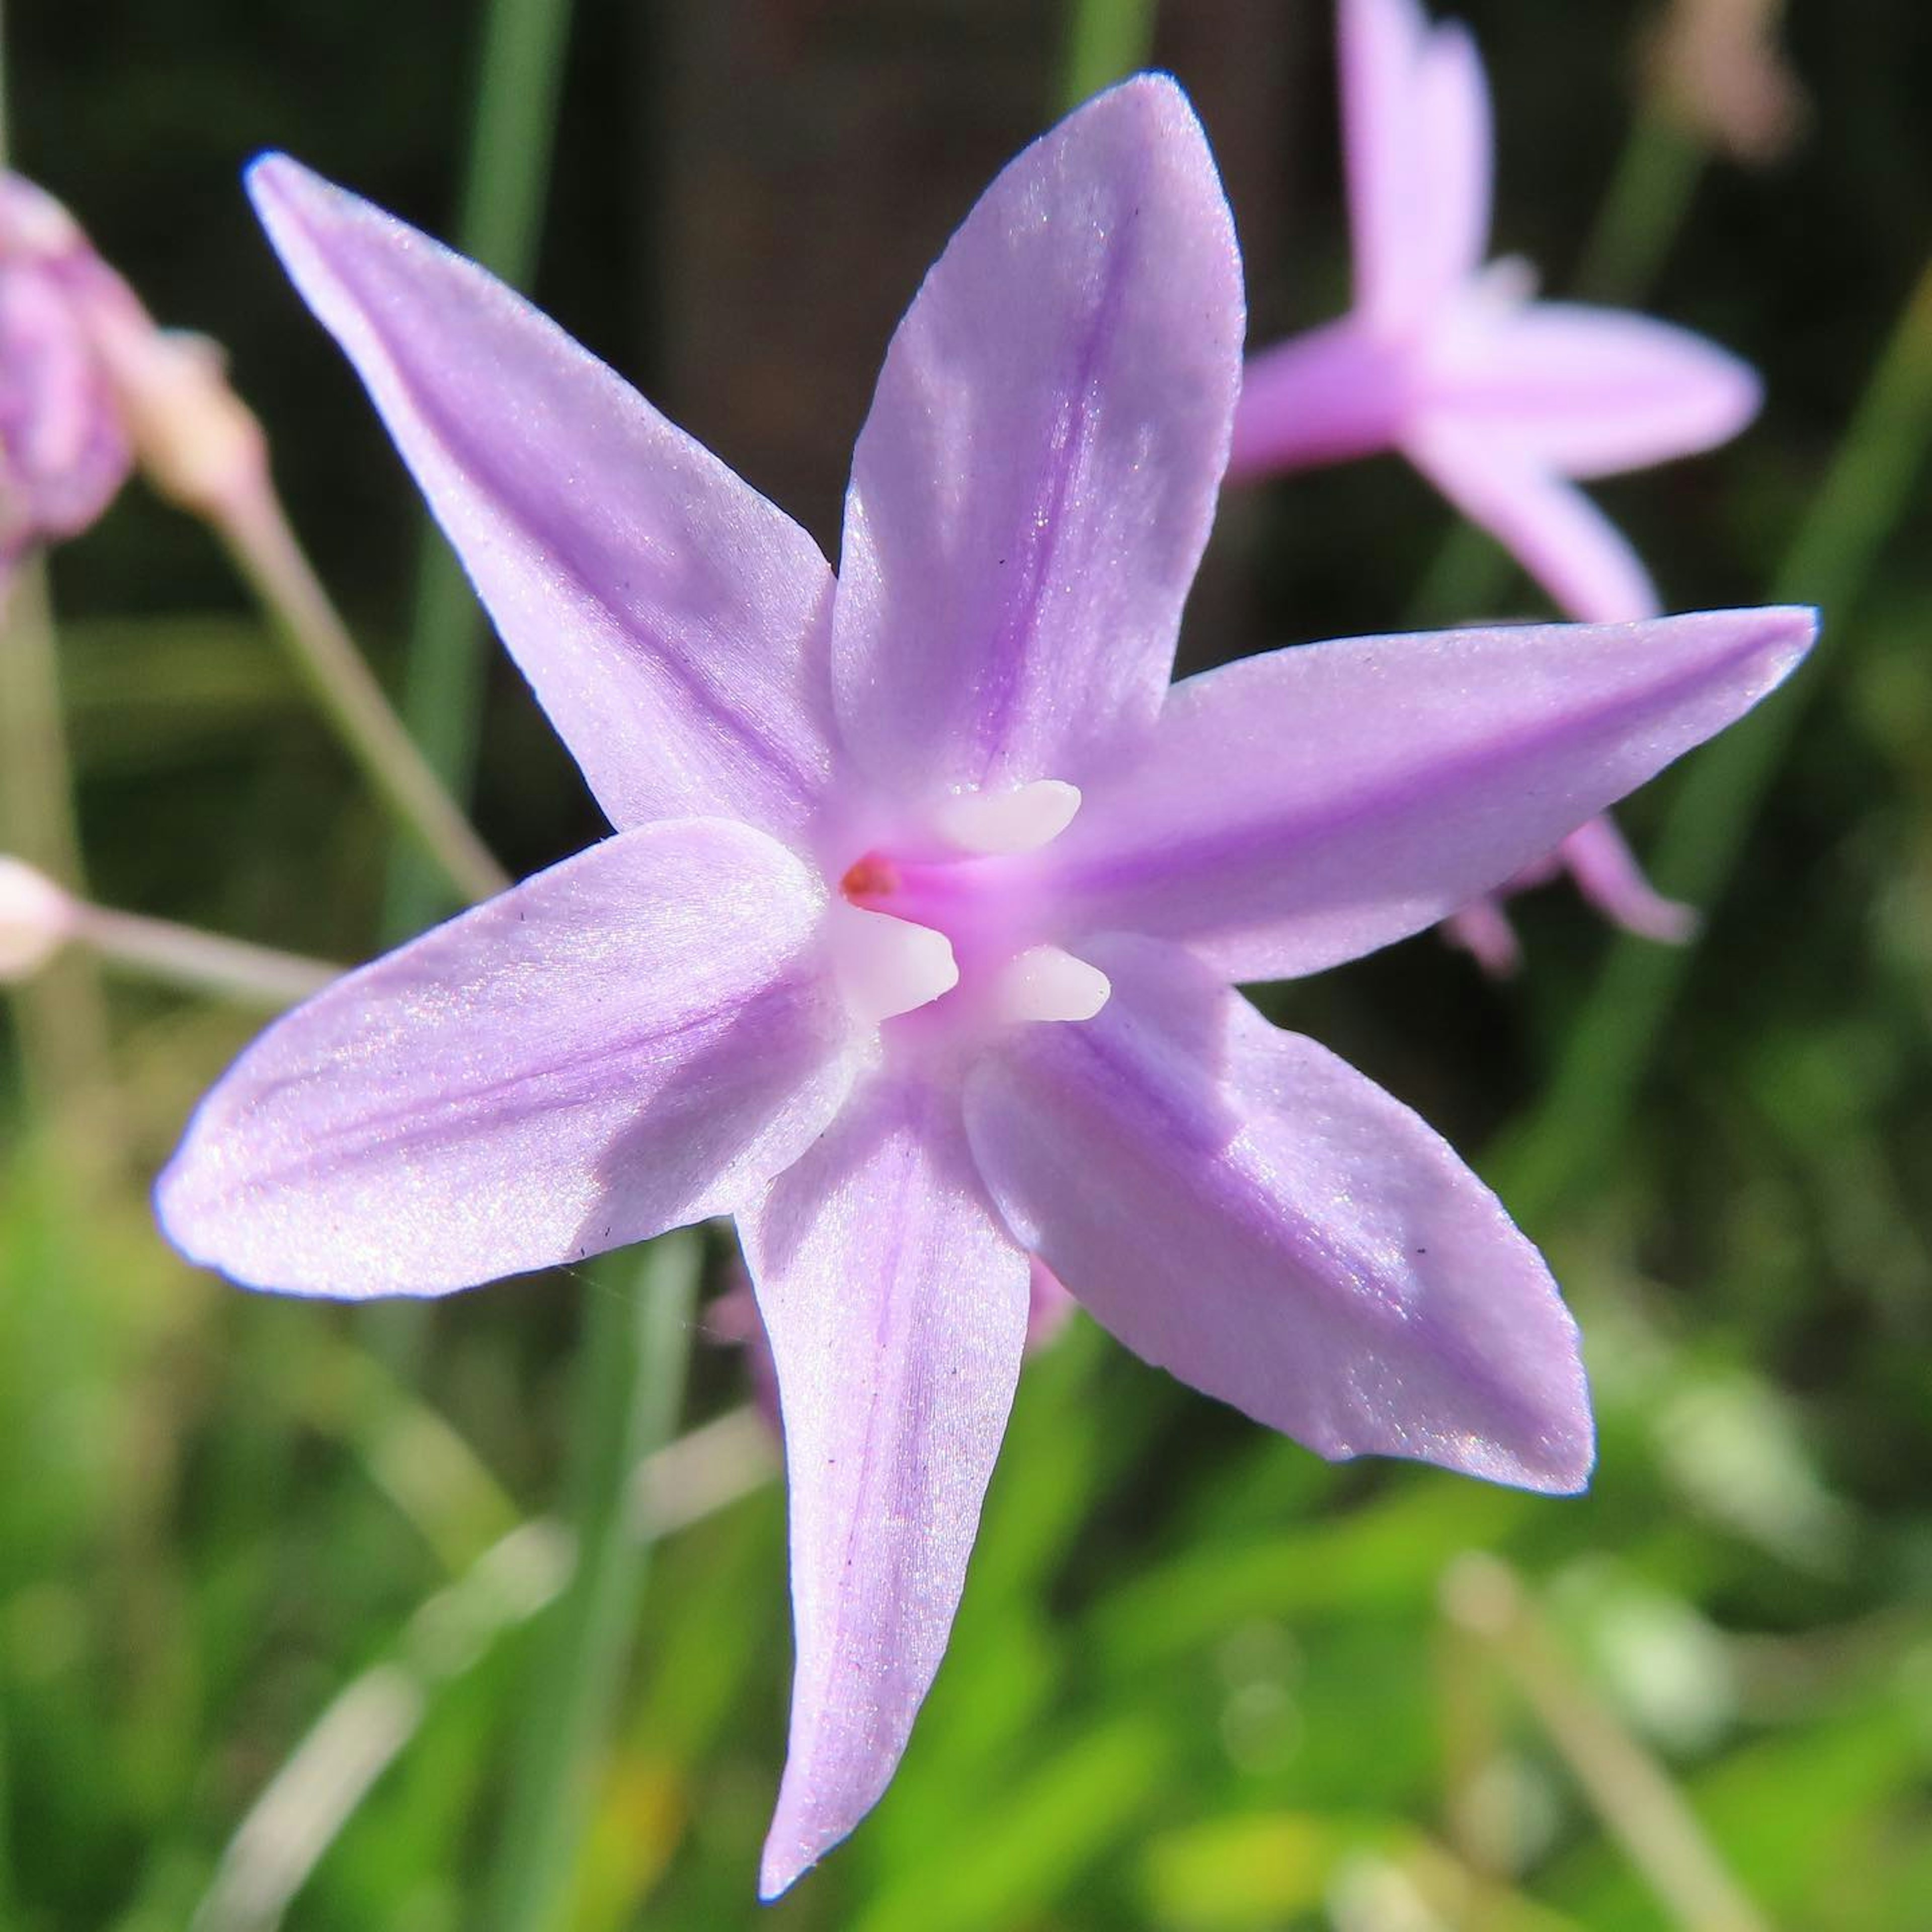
[6,1,1932,1926]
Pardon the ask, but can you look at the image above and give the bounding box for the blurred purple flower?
[1231,0,1764,967]
[0,176,138,570]
[156,80,1812,1893]
[0,173,269,579]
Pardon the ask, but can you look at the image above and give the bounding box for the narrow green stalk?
[1059,0,1160,114]
[1572,108,1707,304]
[487,1234,701,1932]
[383,0,579,940]
[193,1520,576,1932]
[1495,258,1932,1220]
[213,486,508,906]
[0,1704,14,1929]
[1441,1555,1770,1932]
[0,566,121,1166]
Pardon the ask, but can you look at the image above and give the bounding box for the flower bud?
[0,175,135,564]
[0,856,77,982]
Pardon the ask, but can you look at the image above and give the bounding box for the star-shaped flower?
[1231,0,1761,624]
[157,79,1812,1895]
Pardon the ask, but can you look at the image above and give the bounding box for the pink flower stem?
[67,898,338,1011]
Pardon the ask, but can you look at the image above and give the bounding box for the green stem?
[214,485,508,906]
[487,1234,701,1932]
[1441,1555,1770,1932]
[1572,108,1707,305]
[0,566,121,1167]
[1059,0,1160,113]
[382,0,579,940]
[1494,257,1932,1220]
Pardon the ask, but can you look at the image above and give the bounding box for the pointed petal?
[158,820,854,1296]
[1342,0,1491,329]
[1045,606,1814,981]
[966,936,1593,1491]
[1558,814,1697,943]
[829,75,1243,796]
[1227,317,1411,478]
[1437,302,1761,478]
[1412,17,1494,301]
[1406,423,1662,620]
[247,155,836,839]
[741,1077,1030,1896]
[1341,0,1429,329]
[1441,896,1522,976]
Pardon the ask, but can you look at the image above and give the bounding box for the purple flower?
[1231,0,1766,967]
[156,79,1812,1894]
[1232,0,1760,621]
[0,175,138,568]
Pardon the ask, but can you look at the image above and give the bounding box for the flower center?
[825,779,1108,1038]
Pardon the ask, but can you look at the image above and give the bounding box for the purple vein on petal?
[969,195,1142,778]
[1046,609,1813,978]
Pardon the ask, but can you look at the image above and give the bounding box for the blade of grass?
[381,0,579,940]
[0,565,122,1176]
[1059,0,1160,114]
[486,1234,701,1932]
[212,482,509,906]
[1441,1555,1770,1932]
[188,1394,769,1932]
[1572,108,1707,304]
[1493,255,1932,1220]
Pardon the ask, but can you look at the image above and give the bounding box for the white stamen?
[827,902,958,1025]
[934,779,1082,856]
[991,945,1111,1025]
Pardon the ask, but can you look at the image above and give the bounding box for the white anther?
[934,779,1082,856]
[991,945,1111,1025]
[827,902,959,1026]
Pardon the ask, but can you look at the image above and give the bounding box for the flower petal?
[1441,895,1523,976]
[1405,422,1662,619]
[1557,814,1698,943]
[1341,0,1490,330]
[1341,0,1429,330]
[247,155,837,840]
[740,1077,1030,1897]
[964,935,1593,1492]
[1045,606,1814,981]
[1435,302,1761,478]
[1227,317,1411,478]
[829,75,1242,796]
[158,819,853,1296]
